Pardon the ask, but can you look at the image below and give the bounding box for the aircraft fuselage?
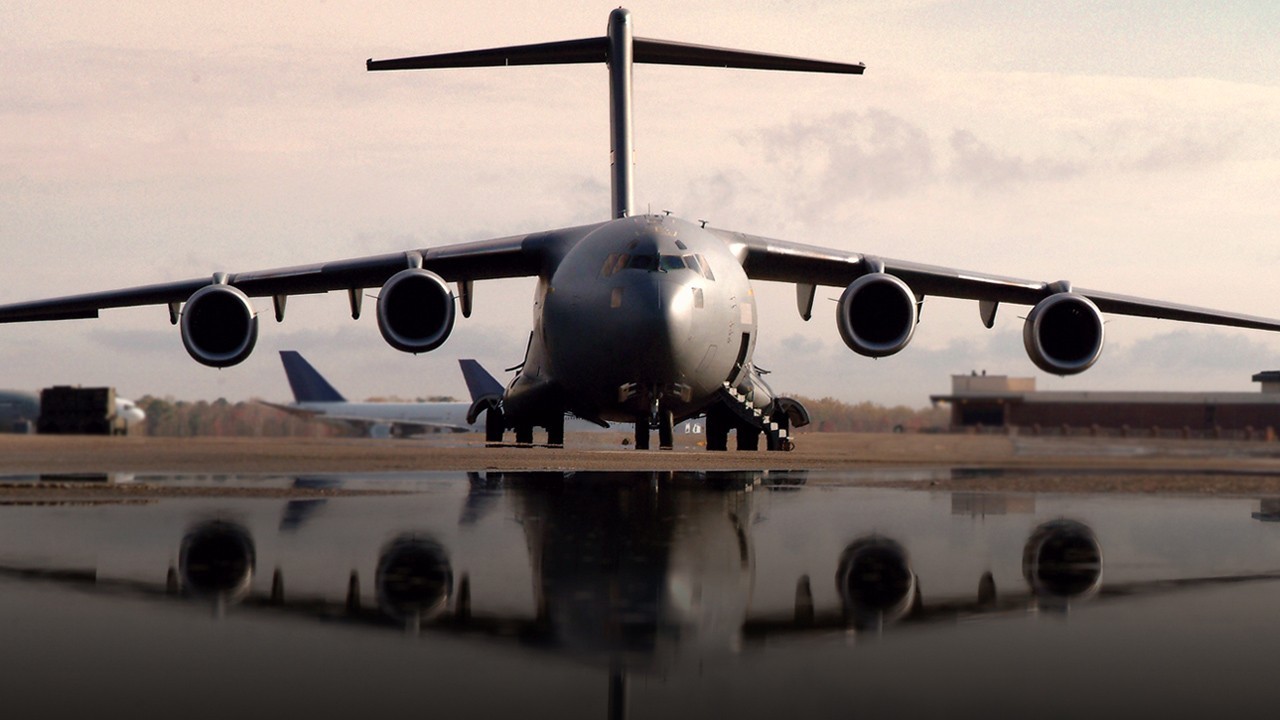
[504,215,757,427]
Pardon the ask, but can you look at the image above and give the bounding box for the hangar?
[931,371,1280,438]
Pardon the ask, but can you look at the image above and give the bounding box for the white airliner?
[263,351,702,442]
[261,351,497,438]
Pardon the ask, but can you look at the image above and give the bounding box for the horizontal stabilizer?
[280,351,346,403]
[369,37,862,75]
[368,38,607,71]
[632,38,864,74]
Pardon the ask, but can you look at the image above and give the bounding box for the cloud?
[759,109,938,204]
[947,129,1083,188]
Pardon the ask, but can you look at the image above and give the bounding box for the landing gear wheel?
[706,410,730,452]
[634,418,651,450]
[515,425,534,445]
[736,424,760,451]
[657,408,674,450]
[485,407,505,446]
[546,414,565,448]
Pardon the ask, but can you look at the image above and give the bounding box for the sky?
[1,1,1278,407]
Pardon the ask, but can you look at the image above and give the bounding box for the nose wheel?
[634,406,675,450]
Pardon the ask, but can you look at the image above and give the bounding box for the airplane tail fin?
[459,359,505,403]
[368,8,863,220]
[280,351,346,403]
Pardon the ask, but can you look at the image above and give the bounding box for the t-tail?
[279,351,346,403]
[367,7,864,220]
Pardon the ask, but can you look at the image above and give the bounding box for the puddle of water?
[1,469,1279,718]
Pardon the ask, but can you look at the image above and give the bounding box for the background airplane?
[0,8,1277,452]
[261,351,497,438]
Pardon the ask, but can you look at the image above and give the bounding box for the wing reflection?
[5,475,1280,682]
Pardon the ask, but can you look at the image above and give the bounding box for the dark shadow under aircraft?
[3,8,1280,450]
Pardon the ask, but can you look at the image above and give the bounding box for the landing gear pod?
[836,273,918,357]
[376,269,456,353]
[180,284,259,368]
[1023,293,1104,375]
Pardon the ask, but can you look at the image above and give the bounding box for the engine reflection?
[376,534,453,627]
[836,536,918,631]
[11,473,1280,717]
[1022,519,1103,609]
[178,520,255,603]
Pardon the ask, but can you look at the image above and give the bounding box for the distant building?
[930,371,1280,437]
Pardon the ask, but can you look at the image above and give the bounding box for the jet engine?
[836,273,918,357]
[376,534,454,622]
[179,520,255,602]
[376,268,455,353]
[836,535,917,630]
[1023,293,1105,375]
[1022,519,1103,603]
[180,284,259,368]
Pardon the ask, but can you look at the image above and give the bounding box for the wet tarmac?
[2,469,1279,718]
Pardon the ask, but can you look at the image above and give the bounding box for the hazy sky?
[2,1,1278,407]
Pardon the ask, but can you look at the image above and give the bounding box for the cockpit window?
[604,251,712,277]
[628,254,658,271]
[694,254,714,281]
[659,255,687,272]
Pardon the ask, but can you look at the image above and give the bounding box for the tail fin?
[280,351,346,403]
[459,359,504,402]
[368,7,863,220]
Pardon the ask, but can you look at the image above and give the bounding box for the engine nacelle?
[377,268,455,353]
[1022,519,1103,603]
[180,284,258,368]
[179,520,255,602]
[836,273,918,357]
[376,534,453,622]
[1023,292,1104,375]
[836,535,917,630]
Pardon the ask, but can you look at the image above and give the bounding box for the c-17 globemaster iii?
[2,8,1280,451]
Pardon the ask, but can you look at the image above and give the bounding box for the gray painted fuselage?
[504,216,755,427]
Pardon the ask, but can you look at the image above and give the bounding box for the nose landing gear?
[634,404,675,450]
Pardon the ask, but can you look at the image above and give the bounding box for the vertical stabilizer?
[367,8,863,221]
[459,359,505,402]
[280,351,347,403]
[606,8,634,218]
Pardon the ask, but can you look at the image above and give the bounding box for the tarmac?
[6,431,1280,496]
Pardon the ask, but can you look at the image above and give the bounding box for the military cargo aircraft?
[2,8,1279,451]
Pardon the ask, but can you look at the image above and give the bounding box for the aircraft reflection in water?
[5,475,1277,650]
[11,474,1280,718]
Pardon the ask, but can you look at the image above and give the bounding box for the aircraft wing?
[0,223,604,323]
[717,229,1280,332]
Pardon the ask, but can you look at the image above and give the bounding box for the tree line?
[133,394,947,437]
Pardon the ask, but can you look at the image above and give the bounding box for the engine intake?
[836,273,917,357]
[377,269,455,354]
[836,536,917,629]
[179,520,255,602]
[1022,519,1103,602]
[1023,293,1104,375]
[180,284,258,368]
[376,534,453,622]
